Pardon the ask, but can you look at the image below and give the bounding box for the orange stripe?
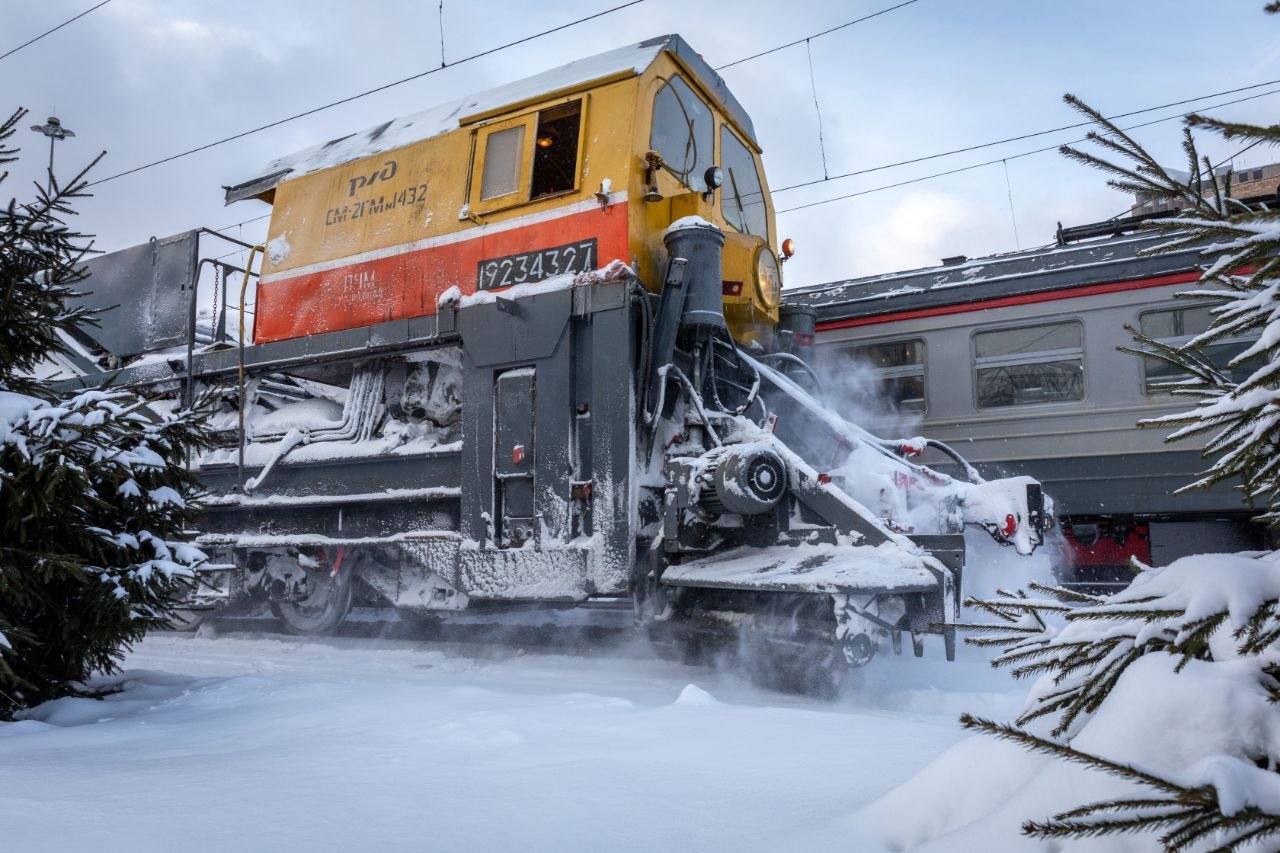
[254,204,629,342]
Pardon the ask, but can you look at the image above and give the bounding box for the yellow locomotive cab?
[224,34,780,345]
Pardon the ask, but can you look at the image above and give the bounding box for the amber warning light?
[781,238,796,262]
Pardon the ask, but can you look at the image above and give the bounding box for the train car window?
[1139,305,1261,393]
[650,75,714,191]
[821,339,926,415]
[721,126,768,239]
[974,321,1084,408]
[480,125,526,200]
[530,101,582,199]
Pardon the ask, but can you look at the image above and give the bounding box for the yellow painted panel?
[264,78,641,281]
[255,48,781,342]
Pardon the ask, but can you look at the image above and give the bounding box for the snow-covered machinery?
[57,35,1051,690]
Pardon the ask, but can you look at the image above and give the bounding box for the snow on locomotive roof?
[225,35,755,205]
[786,230,1207,323]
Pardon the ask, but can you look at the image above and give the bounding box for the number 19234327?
[477,239,598,291]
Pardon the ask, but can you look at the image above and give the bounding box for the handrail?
[237,245,266,491]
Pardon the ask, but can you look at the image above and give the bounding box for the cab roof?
[224,34,756,205]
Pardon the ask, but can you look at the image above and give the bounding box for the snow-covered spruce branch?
[0,388,211,713]
[964,554,1280,738]
[1061,96,1280,519]
[961,715,1280,851]
[0,107,106,398]
[957,552,1280,849]
[953,583,1100,659]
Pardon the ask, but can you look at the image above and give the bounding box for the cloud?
[843,190,1007,277]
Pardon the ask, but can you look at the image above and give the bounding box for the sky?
[4,0,1280,291]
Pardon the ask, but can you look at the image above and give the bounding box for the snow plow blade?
[659,542,941,596]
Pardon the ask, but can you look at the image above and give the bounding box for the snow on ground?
[0,629,1023,853]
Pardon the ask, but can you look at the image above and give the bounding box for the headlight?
[755,246,782,308]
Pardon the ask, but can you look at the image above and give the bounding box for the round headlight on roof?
[755,245,782,309]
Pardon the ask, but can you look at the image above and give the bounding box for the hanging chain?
[211,263,222,341]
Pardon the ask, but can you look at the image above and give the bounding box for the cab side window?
[650,75,714,191]
[476,99,583,209]
[531,101,581,199]
[720,126,768,239]
[480,125,525,201]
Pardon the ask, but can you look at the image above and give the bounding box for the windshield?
[721,125,768,239]
[650,75,714,192]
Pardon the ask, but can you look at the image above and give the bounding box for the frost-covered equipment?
[53,34,1053,688]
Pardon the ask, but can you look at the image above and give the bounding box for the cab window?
[721,126,768,239]
[531,101,581,199]
[480,125,525,200]
[650,75,714,191]
[476,100,583,209]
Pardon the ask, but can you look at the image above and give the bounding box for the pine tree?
[953,10,1280,841]
[1057,97,1280,521]
[0,107,210,718]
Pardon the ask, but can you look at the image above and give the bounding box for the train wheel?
[270,566,353,636]
[746,641,853,699]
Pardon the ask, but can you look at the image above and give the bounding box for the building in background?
[1130,162,1280,216]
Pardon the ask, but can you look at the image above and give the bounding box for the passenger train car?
[786,229,1270,587]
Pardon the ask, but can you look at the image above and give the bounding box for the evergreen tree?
[0,107,209,718]
[1057,98,1280,521]
[954,7,1280,844]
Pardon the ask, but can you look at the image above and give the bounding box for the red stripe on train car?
[814,270,1202,332]
[254,203,629,343]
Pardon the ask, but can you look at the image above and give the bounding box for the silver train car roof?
[785,231,1206,325]
[224,34,754,205]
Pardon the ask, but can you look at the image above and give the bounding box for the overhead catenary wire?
[0,0,113,63]
[715,0,922,70]
[769,78,1280,197]
[1002,158,1020,249]
[438,0,446,67]
[804,39,830,180]
[85,0,646,188]
[776,86,1280,215]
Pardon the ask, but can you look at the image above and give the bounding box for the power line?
[0,0,113,62]
[212,212,271,232]
[86,0,645,188]
[771,77,1280,196]
[715,0,922,70]
[776,87,1280,215]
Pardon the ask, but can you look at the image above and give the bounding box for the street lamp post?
[29,115,75,194]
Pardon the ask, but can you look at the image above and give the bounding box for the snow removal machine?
[58,35,1052,690]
